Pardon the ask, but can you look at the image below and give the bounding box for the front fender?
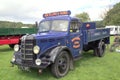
[48,46,72,63]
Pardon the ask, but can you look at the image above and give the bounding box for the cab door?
[69,20,83,58]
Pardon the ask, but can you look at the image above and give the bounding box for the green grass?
[0,37,120,80]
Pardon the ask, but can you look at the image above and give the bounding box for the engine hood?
[32,31,67,57]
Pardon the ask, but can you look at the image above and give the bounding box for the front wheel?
[51,51,70,78]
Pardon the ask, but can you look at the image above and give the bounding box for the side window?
[70,21,80,33]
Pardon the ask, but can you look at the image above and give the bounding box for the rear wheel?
[94,41,106,57]
[51,51,70,78]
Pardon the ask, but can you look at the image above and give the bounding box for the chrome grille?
[21,35,35,65]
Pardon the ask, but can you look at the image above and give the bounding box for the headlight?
[14,44,19,52]
[33,45,40,54]
[11,55,15,62]
[35,59,41,66]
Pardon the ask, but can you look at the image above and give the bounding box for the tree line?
[103,2,120,26]
[0,21,35,28]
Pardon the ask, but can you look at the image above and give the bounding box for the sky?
[0,0,120,24]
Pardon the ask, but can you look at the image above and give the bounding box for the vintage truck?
[0,28,37,48]
[11,11,110,78]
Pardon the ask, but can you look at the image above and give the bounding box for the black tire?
[94,41,106,57]
[9,44,15,49]
[97,41,106,57]
[51,51,70,78]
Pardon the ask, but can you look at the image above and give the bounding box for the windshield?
[38,20,69,32]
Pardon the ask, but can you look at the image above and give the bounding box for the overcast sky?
[0,0,119,24]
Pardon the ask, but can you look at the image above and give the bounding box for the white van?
[105,26,120,35]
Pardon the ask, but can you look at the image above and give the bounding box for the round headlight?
[33,45,40,54]
[35,59,41,66]
[14,44,19,52]
[11,55,15,62]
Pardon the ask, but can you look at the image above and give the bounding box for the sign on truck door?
[69,20,83,58]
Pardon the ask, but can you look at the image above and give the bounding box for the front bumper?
[11,60,51,69]
[11,52,51,69]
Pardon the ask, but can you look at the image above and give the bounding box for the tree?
[75,12,90,22]
[95,20,105,28]
[0,21,34,28]
[103,2,120,25]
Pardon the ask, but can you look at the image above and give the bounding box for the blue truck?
[11,11,110,78]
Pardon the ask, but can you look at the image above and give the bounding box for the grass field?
[0,37,120,80]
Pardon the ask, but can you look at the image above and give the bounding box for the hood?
[32,31,67,57]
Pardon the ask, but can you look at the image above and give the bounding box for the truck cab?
[37,12,83,57]
[11,11,110,78]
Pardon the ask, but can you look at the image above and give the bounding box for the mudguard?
[48,46,74,70]
[48,46,72,63]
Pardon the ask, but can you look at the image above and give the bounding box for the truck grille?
[21,35,35,65]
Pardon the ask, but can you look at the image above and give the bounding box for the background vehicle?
[105,26,120,35]
[110,34,120,52]
[0,28,37,48]
[11,11,110,78]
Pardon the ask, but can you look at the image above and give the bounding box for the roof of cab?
[41,16,81,22]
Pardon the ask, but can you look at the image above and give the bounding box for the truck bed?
[0,28,37,36]
[83,28,110,44]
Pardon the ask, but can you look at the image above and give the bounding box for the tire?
[51,51,70,78]
[9,44,15,49]
[97,41,106,57]
[94,41,106,57]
